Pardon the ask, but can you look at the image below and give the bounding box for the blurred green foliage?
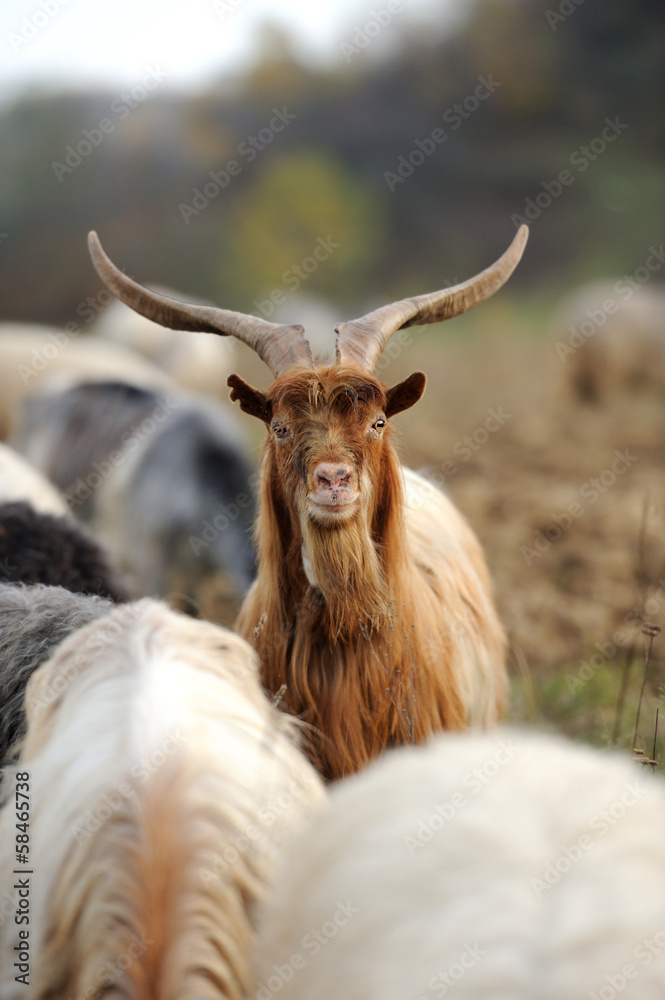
[1,0,664,324]
[510,651,664,767]
[222,151,384,307]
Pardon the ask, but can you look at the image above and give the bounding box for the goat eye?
[372,418,386,431]
[273,424,291,441]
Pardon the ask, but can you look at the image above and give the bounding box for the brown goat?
[89,226,528,780]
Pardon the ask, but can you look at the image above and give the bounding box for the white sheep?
[0,600,325,999]
[0,442,68,516]
[94,290,236,401]
[0,322,174,440]
[13,380,256,617]
[554,280,665,402]
[252,728,665,1000]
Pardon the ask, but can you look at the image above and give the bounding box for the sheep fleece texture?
[0,582,112,781]
[0,501,130,601]
[253,729,665,1000]
[0,599,324,1000]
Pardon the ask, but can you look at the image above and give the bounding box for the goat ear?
[227,374,272,423]
[385,371,426,418]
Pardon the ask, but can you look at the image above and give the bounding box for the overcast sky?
[0,0,462,105]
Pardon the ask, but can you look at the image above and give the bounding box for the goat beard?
[300,504,390,641]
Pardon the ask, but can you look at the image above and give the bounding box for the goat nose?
[314,463,354,489]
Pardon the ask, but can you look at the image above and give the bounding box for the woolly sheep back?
[253,729,665,1000]
[0,599,325,999]
[0,442,68,516]
[0,500,131,602]
[0,582,112,783]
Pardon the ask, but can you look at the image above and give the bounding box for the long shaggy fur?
[0,500,131,602]
[0,600,324,1000]
[237,366,505,780]
[0,582,111,783]
[253,729,665,1000]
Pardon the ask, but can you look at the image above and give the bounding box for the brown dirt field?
[386,299,665,759]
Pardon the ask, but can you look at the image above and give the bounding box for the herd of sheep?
[0,226,664,997]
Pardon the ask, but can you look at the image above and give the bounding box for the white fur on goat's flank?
[253,729,665,1000]
[0,442,68,516]
[0,600,324,1000]
[403,467,504,726]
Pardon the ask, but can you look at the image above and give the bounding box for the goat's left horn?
[335,225,529,372]
[88,232,315,378]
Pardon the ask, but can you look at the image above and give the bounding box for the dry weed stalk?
[632,624,661,767]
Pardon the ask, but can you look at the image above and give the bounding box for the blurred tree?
[1,0,664,324]
[220,151,385,310]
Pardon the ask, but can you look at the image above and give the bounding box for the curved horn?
[335,225,529,372]
[88,232,315,378]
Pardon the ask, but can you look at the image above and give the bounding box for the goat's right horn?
[335,225,529,372]
[88,232,315,379]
